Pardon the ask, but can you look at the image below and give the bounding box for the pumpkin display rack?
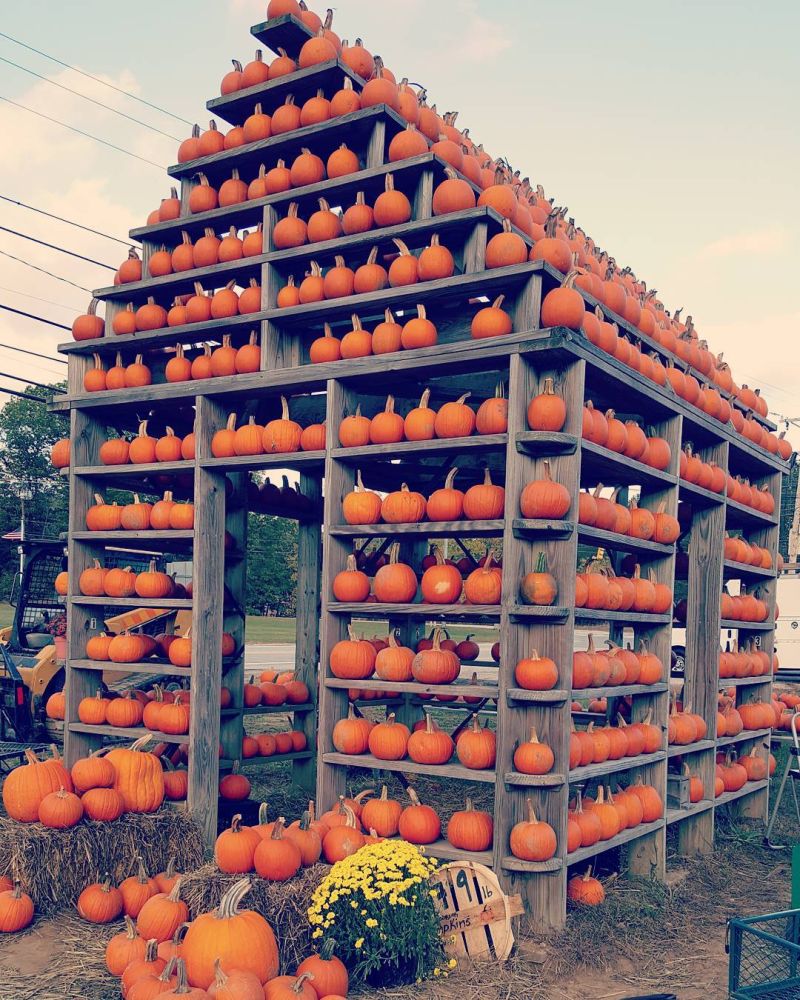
[51,6,790,930]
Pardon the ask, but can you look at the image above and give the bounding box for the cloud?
[456,2,512,61]
[697,226,790,259]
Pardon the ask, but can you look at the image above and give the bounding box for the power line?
[0,384,45,402]
[0,55,182,141]
[0,370,56,391]
[0,95,167,170]
[0,351,66,380]
[0,341,67,364]
[0,303,74,331]
[0,195,132,247]
[0,226,115,269]
[0,31,193,126]
[0,286,78,314]
[0,252,92,293]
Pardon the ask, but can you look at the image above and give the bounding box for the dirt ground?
[0,750,797,1000]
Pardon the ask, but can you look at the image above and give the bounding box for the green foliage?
[245,512,298,614]
[0,386,68,595]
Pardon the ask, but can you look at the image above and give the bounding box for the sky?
[0,0,798,421]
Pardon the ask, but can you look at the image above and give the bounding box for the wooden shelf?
[577,524,674,559]
[718,675,773,689]
[506,688,569,704]
[580,440,677,489]
[220,751,315,768]
[723,559,777,581]
[250,12,315,57]
[575,608,673,626]
[207,59,365,126]
[504,771,565,788]
[328,519,505,539]
[719,620,775,632]
[713,779,769,808]
[666,739,715,758]
[241,702,314,715]
[72,461,194,479]
[322,751,496,784]
[70,530,194,549]
[70,596,193,609]
[167,105,406,182]
[332,433,508,463]
[68,658,192,678]
[69,723,186,744]
[515,431,578,456]
[725,499,779,529]
[571,681,669,700]
[423,839,494,866]
[500,856,563,874]
[716,728,772,748]
[569,751,666,784]
[679,480,724,508]
[512,518,575,539]
[666,799,714,825]
[200,451,325,472]
[325,677,498,699]
[326,601,503,621]
[565,817,666,867]
[508,605,572,622]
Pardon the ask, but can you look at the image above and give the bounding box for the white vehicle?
[775,570,800,673]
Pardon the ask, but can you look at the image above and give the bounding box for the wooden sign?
[430,860,524,962]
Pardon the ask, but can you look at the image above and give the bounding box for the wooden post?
[189,395,228,845]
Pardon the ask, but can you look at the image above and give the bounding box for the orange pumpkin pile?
[581,403,673,472]
[718,641,773,679]
[575,562,672,616]
[569,713,662,767]
[720,587,770,623]
[567,781,663,854]
[570,635,663,689]
[578,487,680,545]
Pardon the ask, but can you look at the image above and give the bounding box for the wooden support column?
[189,395,228,845]
[293,470,322,791]
[493,350,584,932]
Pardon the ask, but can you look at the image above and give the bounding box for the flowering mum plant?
[308,839,446,985]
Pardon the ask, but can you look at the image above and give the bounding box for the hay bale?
[180,862,322,973]
[0,808,204,915]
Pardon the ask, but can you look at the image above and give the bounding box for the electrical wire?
[0,195,132,246]
[0,32,193,125]
[0,252,92,293]
[0,226,115,269]
[0,341,67,364]
[0,95,168,170]
[0,286,77,314]
[0,355,66,381]
[0,303,74,330]
[0,384,45,402]
[0,55,182,141]
[0,370,55,390]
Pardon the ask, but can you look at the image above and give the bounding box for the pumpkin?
[215,814,259,874]
[322,804,366,862]
[476,382,509,434]
[332,553,371,602]
[381,482,426,523]
[86,493,122,531]
[38,786,83,829]
[264,974,317,1000]
[207,958,264,1000]
[373,542,417,602]
[404,387,436,440]
[105,736,165,813]
[463,551,502,605]
[509,799,557,861]
[527,377,566,431]
[3,747,72,822]
[375,632,414,682]
[427,468,464,521]
[79,558,108,596]
[398,787,441,844]
[408,711,454,764]
[463,468,505,519]
[72,297,105,340]
[485,219,527,269]
[411,626,460,682]
[296,938,349,999]
[567,869,605,906]
[541,269,585,329]
[330,626,376,679]
[342,470,381,524]
[78,877,124,923]
[456,714,496,770]
[51,438,71,468]
[471,294,512,339]
[446,796,493,852]
[82,787,125,822]
[519,460,570,518]
[106,690,145,728]
[332,703,372,754]
[420,549,463,604]
[254,817,302,881]
[136,559,174,599]
[514,649,558,690]
[360,785,403,838]
[520,552,558,606]
[514,727,555,774]
[401,303,438,350]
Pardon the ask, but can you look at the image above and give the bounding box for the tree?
[245,513,299,614]
[0,385,68,594]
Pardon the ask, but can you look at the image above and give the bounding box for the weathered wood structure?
[53,9,788,929]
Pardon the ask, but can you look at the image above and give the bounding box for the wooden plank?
[65,407,108,766]
[72,461,193,477]
[207,60,365,126]
[69,723,186,745]
[515,431,578,456]
[500,857,563,874]
[716,728,772,748]
[505,688,570,704]
[679,480,725,508]
[572,682,670,700]
[322,752,495,783]
[581,439,678,489]
[326,601,503,621]
[569,751,666,784]
[577,524,674,559]
[188,395,227,846]
[720,619,775,632]
[714,779,769,809]
[69,659,193,678]
[250,13,314,56]
[293,470,322,791]
[503,772,565,788]
[565,818,666,867]
[666,739,716,758]
[575,608,672,625]
[718,676,773,690]
[200,451,325,472]
[325,677,498,698]
[167,105,407,180]
[328,519,506,539]
[71,596,194,608]
[666,799,714,825]
[333,433,508,462]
